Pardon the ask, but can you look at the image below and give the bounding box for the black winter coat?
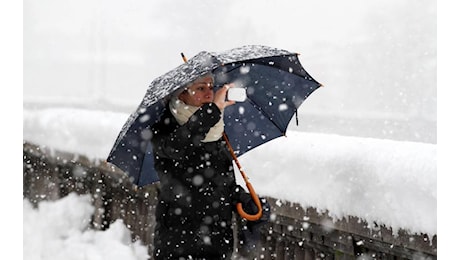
[151,102,246,259]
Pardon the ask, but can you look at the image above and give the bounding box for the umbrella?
[107,45,321,189]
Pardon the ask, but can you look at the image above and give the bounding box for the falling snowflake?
[279,103,288,111]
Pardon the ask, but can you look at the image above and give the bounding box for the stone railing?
[23,142,436,259]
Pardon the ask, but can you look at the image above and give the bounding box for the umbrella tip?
[181,52,188,63]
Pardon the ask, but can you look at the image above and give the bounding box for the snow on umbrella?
[107,45,322,188]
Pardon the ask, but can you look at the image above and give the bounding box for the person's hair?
[185,73,214,89]
[176,73,215,96]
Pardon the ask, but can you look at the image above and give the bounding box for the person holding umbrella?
[107,45,321,259]
[151,73,269,259]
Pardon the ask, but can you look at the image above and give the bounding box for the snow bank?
[23,193,149,260]
[23,107,436,238]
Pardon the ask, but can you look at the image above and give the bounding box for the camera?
[227,88,247,102]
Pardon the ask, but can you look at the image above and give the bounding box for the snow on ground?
[23,107,437,240]
[23,193,149,260]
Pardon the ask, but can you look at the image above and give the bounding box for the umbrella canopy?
[107,45,321,187]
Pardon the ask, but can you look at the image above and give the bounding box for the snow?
[23,107,436,240]
[238,131,436,237]
[23,108,127,160]
[23,193,149,260]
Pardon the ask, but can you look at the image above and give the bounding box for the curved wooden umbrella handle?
[236,182,263,221]
[222,133,263,221]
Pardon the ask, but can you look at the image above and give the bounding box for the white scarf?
[169,96,224,142]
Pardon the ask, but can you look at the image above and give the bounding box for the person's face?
[179,76,214,107]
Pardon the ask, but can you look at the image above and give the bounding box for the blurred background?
[23,0,436,143]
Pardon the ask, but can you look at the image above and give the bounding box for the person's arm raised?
[213,83,236,110]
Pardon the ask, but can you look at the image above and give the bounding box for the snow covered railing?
[23,141,436,259]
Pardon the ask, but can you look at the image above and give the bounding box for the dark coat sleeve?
[152,102,222,160]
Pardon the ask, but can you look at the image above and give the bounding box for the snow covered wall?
[238,131,436,238]
[23,107,436,238]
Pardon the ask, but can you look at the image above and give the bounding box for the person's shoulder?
[152,107,177,132]
[201,102,219,110]
[196,102,221,117]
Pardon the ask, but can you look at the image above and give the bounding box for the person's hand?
[242,196,271,233]
[243,197,270,222]
[213,83,236,110]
